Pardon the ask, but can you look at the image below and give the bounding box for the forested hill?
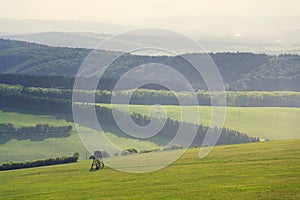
[0,39,299,91]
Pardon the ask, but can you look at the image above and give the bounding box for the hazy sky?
[0,0,300,44]
[1,0,299,24]
[0,0,299,53]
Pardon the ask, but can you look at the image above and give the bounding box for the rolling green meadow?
[0,109,161,163]
[0,139,299,199]
[105,104,300,140]
[1,104,299,164]
[0,39,299,199]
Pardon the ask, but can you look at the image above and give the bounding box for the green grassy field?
[0,139,299,199]
[0,108,73,128]
[0,109,160,163]
[1,105,299,163]
[106,104,300,140]
[0,108,87,163]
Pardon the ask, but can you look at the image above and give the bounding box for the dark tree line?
[0,123,72,135]
[0,74,179,91]
[0,91,72,113]
[1,83,299,107]
[0,153,79,171]
[0,123,73,144]
[0,74,75,89]
[75,104,260,147]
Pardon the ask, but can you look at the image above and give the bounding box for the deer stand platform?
[89,150,104,171]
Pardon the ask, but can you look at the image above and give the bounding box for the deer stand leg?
[90,159,95,171]
[95,160,100,170]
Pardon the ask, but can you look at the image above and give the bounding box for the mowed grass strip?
[0,139,299,199]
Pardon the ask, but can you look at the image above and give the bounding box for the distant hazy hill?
[3,31,300,55]
[1,18,300,54]
[0,39,299,91]
[3,32,107,49]
[0,18,132,35]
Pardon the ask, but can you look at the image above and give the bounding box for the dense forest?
[0,39,299,91]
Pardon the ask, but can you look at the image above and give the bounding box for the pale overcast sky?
[0,0,299,23]
[0,0,299,42]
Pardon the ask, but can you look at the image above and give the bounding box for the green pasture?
[0,139,299,199]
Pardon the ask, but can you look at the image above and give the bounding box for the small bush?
[121,148,138,155]
[163,144,183,151]
[121,151,130,156]
[140,149,160,153]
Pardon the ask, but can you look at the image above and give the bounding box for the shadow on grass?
[0,133,71,144]
[100,124,170,146]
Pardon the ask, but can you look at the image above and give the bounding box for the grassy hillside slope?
[107,104,300,140]
[0,139,299,199]
[1,105,299,164]
[0,109,160,163]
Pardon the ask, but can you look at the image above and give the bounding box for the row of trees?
[121,89,300,107]
[0,89,72,113]
[0,123,72,135]
[0,74,127,91]
[1,83,299,107]
[0,153,79,171]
